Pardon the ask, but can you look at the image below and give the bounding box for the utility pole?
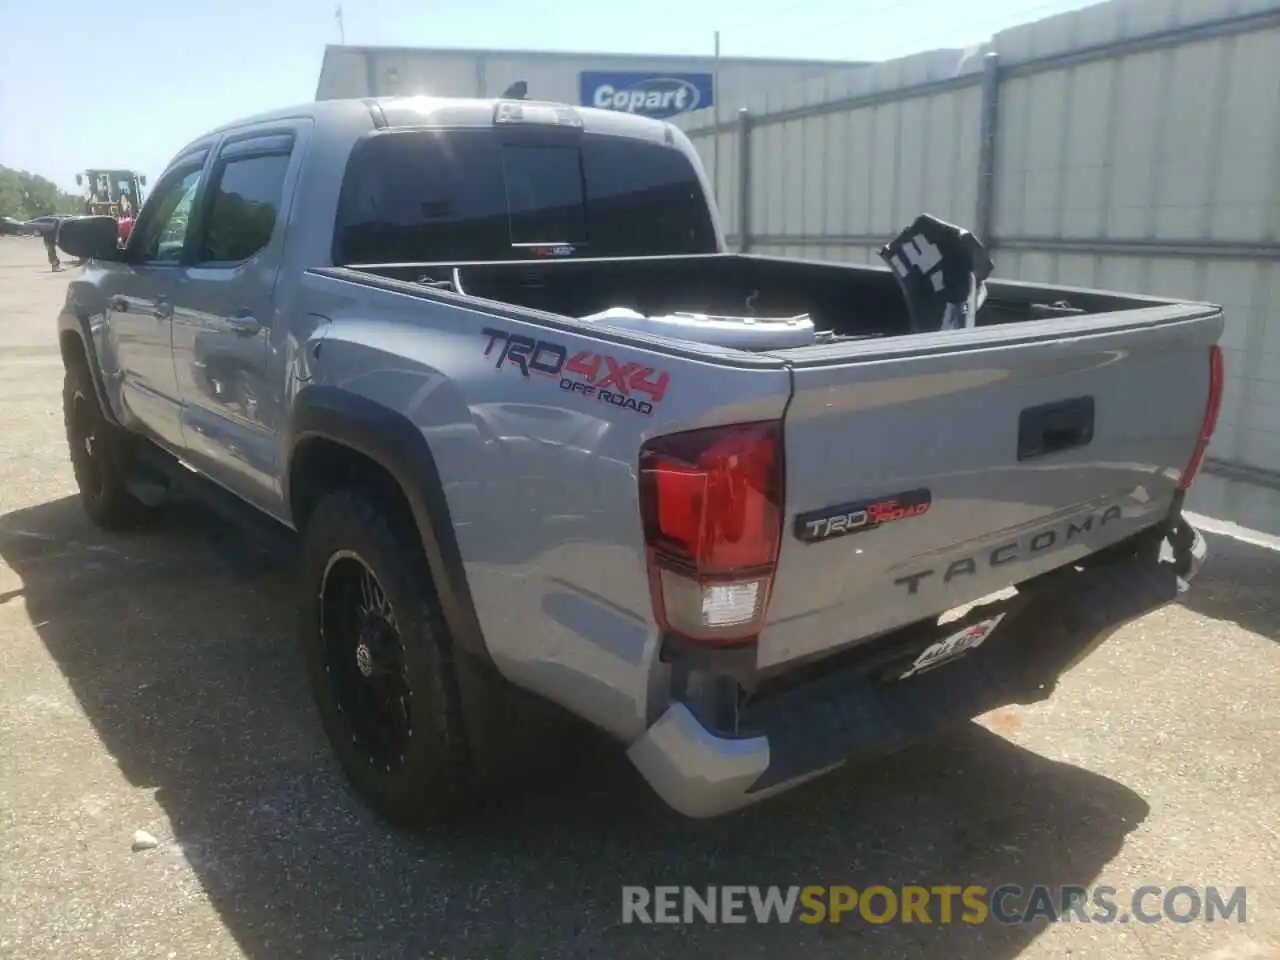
[335,4,346,44]
[712,30,721,204]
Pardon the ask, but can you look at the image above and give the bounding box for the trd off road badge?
[794,489,932,544]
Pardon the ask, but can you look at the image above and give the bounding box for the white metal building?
[314,45,868,124]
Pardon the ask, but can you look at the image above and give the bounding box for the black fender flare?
[58,312,120,427]
[286,385,493,667]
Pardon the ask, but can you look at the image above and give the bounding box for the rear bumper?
[628,518,1206,819]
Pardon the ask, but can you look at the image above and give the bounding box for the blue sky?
[0,0,1093,194]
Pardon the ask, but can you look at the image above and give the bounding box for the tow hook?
[1167,517,1199,579]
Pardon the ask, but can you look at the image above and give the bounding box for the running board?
[132,443,299,566]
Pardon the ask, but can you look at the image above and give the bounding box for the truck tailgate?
[760,304,1223,671]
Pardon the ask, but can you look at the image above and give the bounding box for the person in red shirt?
[117,192,135,247]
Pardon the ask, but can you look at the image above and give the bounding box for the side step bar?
[131,442,299,565]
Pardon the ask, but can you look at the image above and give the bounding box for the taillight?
[1178,344,1225,491]
[638,421,784,645]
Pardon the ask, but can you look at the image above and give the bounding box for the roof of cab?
[371,96,677,144]
[180,95,678,157]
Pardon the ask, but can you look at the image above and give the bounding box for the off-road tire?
[299,487,482,827]
[62,360,148,530]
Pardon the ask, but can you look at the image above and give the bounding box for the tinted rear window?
[333,129,716,263]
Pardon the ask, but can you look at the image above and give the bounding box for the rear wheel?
[299,487,479,826]
[62,360,149,529]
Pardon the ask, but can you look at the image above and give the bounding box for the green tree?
[0,166,83,219]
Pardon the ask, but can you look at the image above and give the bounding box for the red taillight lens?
[1178,344,1225,491]
[639,421,784,645]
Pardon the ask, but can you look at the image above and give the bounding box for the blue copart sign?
[578,71,714,119]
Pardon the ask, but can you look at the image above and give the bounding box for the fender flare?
[57,312,120,426]
[286,385,492,667]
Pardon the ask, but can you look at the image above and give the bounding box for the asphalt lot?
[0,236,1277,960]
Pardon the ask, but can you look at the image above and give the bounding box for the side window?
[197,152,291,264]
[133,167,202,263]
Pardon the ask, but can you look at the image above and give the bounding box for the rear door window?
[333,129,715,263]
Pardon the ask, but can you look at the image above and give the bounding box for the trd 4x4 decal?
[481,327,669,416]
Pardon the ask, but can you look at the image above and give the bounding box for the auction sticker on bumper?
[898,614,1007,680]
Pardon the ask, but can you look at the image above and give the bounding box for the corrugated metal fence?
[674,0,1280,480]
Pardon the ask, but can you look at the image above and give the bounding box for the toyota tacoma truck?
[53,95,1222,823]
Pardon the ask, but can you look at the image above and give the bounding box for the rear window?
[333,129,717,263]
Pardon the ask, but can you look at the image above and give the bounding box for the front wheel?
[298,487,479,826]
[62,361,149,529]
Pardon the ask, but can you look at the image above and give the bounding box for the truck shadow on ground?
[1176,530,1280,641]
[2,495,1155,959]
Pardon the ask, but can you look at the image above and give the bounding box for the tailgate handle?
[1018,396,1094,461]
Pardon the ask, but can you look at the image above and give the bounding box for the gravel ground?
[0,236,1276,960]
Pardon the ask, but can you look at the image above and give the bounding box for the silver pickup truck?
[54,95,1222,823]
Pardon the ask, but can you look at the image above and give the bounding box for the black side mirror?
[57,216,123,262]
[502,80,528,99]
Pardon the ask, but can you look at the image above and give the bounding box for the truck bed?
[327,256,1223,675]
[361,252,1166,344]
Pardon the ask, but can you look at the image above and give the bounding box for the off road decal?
[794,489,932,544]
[481,327,668,416]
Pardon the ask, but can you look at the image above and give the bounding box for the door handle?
[229,313,262,336]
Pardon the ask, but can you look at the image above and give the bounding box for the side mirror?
[139,174,148,186]
[75,173,84,186]
[57,216,123,262]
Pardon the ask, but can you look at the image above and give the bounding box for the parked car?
[24,215,65,235]
[54,95,1223,824]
